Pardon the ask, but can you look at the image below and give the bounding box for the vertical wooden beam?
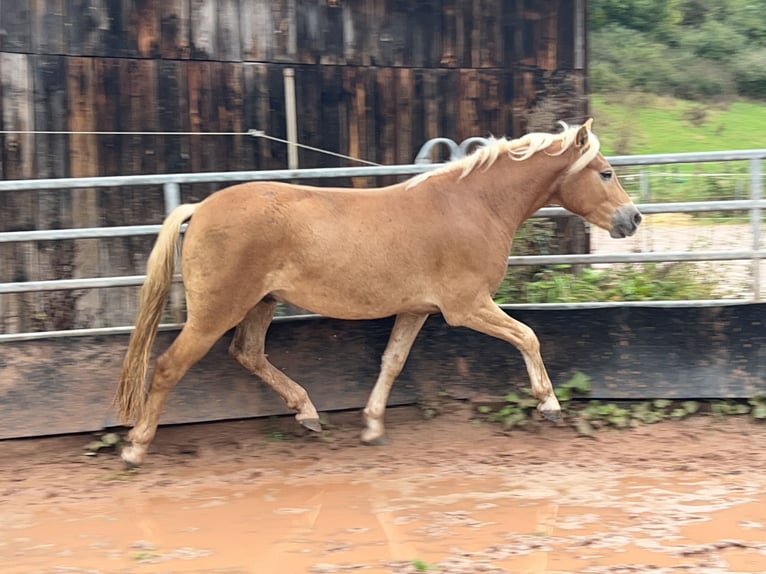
[0,53,35,334]
[67,56,101,325]
[0,0,32,53]
[241,0,274,62]
[158,60,191,174]
[217,0,242,61]
[395,68,414,165]
[217,63,245,170]
[160,0,191,59]
[128,0,160,58]
[190,0,217,60]
[32,0,66,54]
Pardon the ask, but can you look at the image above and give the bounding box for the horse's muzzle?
[610,204,642,238]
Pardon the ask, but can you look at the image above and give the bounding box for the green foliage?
[496,262,718,305]
[478,373,766,435]
[733,49,766,99]
[590,0,766,100]
[590,0,682,39]
[412,559,436,572]
[750,397,766,420]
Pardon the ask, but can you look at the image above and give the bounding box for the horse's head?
[551,120,642,239]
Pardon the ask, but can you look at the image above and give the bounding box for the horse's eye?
[599,170,613,182]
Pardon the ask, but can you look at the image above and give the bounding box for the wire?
[0,129,381,166]
[0,130,242,136]
[250,130,380,166]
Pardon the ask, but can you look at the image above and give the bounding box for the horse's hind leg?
[362,312,428,445]
[121,322,228,467]
[448,298,561,421]
[228,299,321,432]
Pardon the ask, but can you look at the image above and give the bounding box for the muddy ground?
[2,404,766,574]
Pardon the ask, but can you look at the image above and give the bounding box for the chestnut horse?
[115,119,641,466]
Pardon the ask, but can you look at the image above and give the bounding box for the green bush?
[495,262,719,305]
[590,0,766,101]
[733,49,766,98]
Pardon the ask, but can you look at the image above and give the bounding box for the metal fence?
[0,146,764,342]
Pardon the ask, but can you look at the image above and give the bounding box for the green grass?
[591,93,766,155]
[590,93,765,204]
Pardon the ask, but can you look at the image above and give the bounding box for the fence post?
[640,170,650,201]
[751,159,763,302]
[163,182,184,320]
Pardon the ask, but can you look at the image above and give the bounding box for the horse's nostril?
[633,212,643,226]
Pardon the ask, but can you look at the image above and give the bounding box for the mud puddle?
[3,464,766,573]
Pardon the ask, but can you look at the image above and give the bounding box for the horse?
[115,119,641,467]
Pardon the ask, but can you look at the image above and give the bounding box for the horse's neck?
[468,154,566,230]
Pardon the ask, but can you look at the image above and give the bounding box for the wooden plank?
[475,0,503,68]
[438,68,459,141]
[243,62,272,169]
[190,0,217,60]
[440,0,459,67]
[28,55,77,332]
[186,60,225,199]
[318,65,343,168]
[0,53,34,180]
[241,0,274,62]
[477,69,502,134]
[395,68,414,165]
[374,67,396,172]
[93,58,123,178]
[158,59,191,173]
[556,0,575,69]
[343,66,374,187]
[3,305,765,439]
[217,0,242,61]
[0,0,32,52]
[216,63,246,170]
[128,0,160,57]
[457,68,479,141]
[66,57,102,326]
[317,2,344,65]
[160,0,191,59]
[90,58,161,327]
[65,0,123,56]
[0,53,35,334]
[537,0,558,70]
[32,0,66,54]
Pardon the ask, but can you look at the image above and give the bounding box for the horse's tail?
[114,202,198,423]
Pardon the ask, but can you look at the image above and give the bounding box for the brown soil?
[2,404,766,573]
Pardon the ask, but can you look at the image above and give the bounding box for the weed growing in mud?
[411,559,437,572]
[476,372,766,436]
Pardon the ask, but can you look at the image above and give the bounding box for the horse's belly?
[271,288,439,320]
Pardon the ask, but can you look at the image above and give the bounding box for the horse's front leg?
[362,313,429,445]
[447,299,561,421]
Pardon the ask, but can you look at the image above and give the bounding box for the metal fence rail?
[1,147,764,342]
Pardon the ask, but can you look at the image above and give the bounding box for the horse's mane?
[406,121,601,189]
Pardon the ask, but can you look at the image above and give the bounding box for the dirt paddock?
[2,404,766,574]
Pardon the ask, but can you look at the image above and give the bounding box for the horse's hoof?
[120,444,145,468]
[540,408,561,423]
[300,418,323,433]
[538,395,562,422]
[361,434,390,446]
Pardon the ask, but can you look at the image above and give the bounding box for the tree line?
[590,0,766,100]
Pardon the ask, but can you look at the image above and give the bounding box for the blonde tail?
[114,203,198,423]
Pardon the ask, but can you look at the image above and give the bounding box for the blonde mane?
[406,121,601,189]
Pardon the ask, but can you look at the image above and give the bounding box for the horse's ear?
[575,118,593,148]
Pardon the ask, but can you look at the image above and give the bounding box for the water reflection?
[2,469,766,573]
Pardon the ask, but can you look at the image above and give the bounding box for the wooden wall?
[0,0,588,333]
